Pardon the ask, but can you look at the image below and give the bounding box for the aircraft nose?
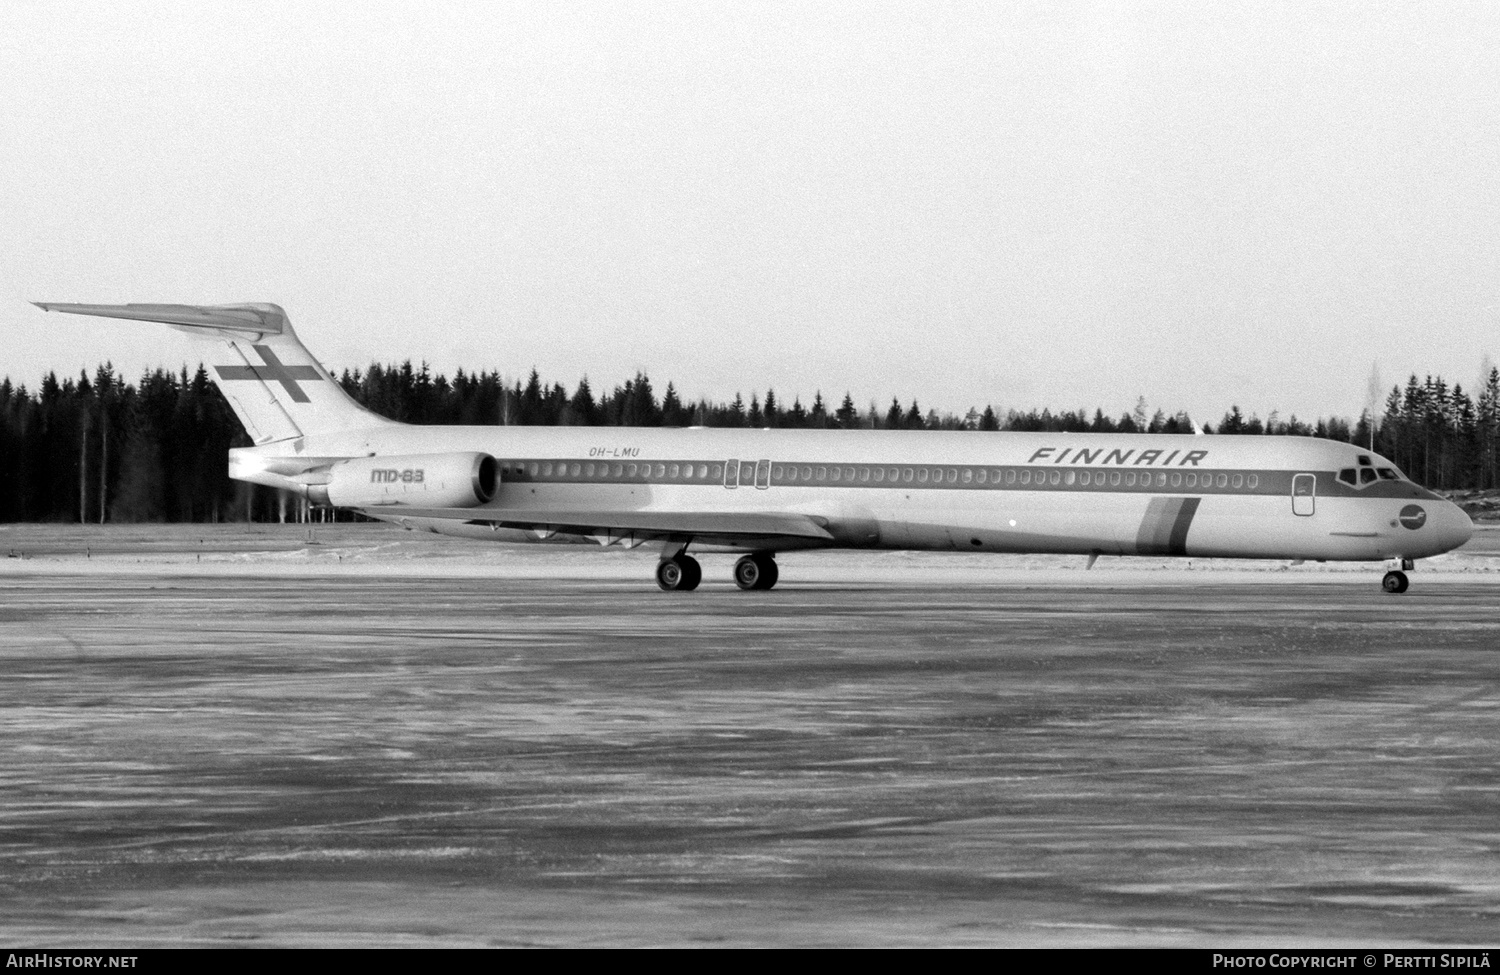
[1439,501,1475,553]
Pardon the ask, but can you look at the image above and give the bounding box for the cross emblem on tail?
[216,345,323,403]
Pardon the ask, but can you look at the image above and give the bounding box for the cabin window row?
[771,465,1258,490]
[499,460,1260,491]
[505,461,725,480]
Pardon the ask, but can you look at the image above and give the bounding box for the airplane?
[34,301,1474,593]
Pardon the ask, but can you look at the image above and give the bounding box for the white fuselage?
[234,426,1474,563]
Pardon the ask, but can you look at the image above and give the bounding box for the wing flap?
[353,506,836,541]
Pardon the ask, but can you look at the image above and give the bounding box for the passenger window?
[1005,470,1016,485]
[903,468,913,482]
[830,467,841,482]
[1170,473,1182,487]
[656,463,668,478]
[1110,472,1121,486]
[962,468,973,484]
[1125,472,1135,486]
[1248,474,1259,489]
[1216,473,1227,488]
[669,464,680,478]
[710,464,722,479]
[568,463,580,476]
[873,468,885,483]
[817,467,827,481]
[1049,470,1061,486]
[1231,473,1242,488]
[802,467,812,479]
[1019,470,1030,485]
[1079,471,1090,486]
[1156,472,1168,487]
[1185,473,1196,487]
[918,469,929,483]
[859,468,870,482]
[1065,471,1077,486]
[976,469,986,484]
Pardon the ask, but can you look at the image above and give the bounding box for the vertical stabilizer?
[33,302,396,444]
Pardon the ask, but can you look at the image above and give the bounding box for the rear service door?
[1292,473,1316,516]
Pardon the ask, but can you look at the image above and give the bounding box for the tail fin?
[33,302,396,444]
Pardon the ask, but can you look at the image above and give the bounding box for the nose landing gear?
[1381,557,1414,594]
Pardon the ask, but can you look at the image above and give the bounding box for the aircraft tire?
[1382,570,1409,594]
[656,559,685,591]
[735,553,778,591]
[678,555,702,591]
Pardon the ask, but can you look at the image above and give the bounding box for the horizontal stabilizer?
[33,302,287,338]
[354,506,837,542]
[35,300,392,443]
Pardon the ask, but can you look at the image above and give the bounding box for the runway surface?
[2,533,1499,946]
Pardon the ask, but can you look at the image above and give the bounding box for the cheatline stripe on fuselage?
[1135,497,1202,556]
[490,458,1382,500]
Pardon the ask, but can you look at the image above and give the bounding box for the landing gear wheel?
[656,559,683,591]
[678,555,702,591]
[734,553,778,591]
[657,555,702,592]
[1382,570,1409,594]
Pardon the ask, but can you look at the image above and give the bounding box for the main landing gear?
[655,554,702,591]
[1382,557,1414,594]
[656,551,779,591]
[733,553,779,591]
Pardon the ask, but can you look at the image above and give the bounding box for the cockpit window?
[1342,462,1403,488]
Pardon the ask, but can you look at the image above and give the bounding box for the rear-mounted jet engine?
[307,452,498,508]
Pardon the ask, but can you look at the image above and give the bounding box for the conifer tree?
[835,392,858,429]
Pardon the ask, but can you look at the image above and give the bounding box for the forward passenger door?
[1292,473,1316,516]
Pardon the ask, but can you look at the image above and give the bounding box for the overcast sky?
[3,1,1497,423]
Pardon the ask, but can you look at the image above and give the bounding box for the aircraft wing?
[354,506,837,542]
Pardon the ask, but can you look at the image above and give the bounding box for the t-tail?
[33,302,395,443]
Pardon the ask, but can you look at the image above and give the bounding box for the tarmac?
[1,525,1498,946]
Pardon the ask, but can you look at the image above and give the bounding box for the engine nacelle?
[308,452,498,508]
